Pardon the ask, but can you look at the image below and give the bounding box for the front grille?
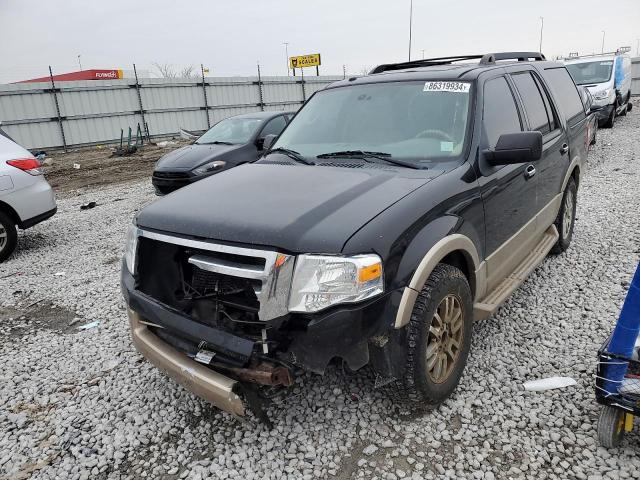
[135,230,294,323]
[153,171,191,179]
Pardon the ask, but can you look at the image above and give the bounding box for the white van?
[565,51,632,128]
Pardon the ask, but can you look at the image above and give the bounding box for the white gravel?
[1,102,639,480]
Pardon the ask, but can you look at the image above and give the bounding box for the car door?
[476,74,539,292]
[509,69,567,230]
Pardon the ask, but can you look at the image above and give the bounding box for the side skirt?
[473,224,558,321]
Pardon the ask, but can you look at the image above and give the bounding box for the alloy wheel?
[426,294,464,384]
[0,224,6,252]
[563,192,574,240]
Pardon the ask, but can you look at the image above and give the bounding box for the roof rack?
[370,55,484,74]
[370,52,546,74]
[479,52,546,65]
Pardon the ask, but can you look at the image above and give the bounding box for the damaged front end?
[122,228,398,423]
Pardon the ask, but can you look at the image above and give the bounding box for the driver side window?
[483,76,522,149]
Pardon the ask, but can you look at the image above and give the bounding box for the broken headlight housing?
[124,222,139,274]
[288,254,383,313]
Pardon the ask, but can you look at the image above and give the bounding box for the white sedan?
[0,129,57,262]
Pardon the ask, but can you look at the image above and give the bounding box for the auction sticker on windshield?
[423,81,470,93]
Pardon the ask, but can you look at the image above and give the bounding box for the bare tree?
[152,62,178,78]
[180,66,197,79]
[359,66,372,76]
[152,62,198,79]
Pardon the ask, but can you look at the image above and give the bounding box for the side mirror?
[483,131,542,165]
[261,134,278,151]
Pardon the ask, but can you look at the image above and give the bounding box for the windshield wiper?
[316,150,421,169]
[265,148,315,165]
[197,140,235,145]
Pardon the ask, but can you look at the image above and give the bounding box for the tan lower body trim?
[128,309,246,417]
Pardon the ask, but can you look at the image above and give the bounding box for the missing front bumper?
[128,308,247,417]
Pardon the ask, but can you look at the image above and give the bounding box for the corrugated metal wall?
[632,57,639,96]
[0,75,343,149]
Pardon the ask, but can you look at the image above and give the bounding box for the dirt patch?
[41,139,190,196]
[0,301,81,339]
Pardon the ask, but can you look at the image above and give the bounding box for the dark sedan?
[152,111,294,194]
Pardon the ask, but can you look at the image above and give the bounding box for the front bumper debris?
[128,308,247,417]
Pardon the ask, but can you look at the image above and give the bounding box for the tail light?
[6,158,43,175]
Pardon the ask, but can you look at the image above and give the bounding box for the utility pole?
[421,49,425,59]
[601,30,606,54]
[636,38,639,56]
[283,42,290,76]
[539,17,544,53]
[77,54,82,71]
[408,0,413,61]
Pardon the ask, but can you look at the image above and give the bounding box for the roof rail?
[479,52,546,65]
[370,55,483,74]
[369,52,547,75]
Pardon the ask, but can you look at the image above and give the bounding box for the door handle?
[560,143,569,155]
[524,164,536,179]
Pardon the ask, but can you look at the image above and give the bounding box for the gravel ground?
[1,103,639,480]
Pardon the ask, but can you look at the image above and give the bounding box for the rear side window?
[511,72,551,135]
[482,76,522,148]
[543,67,585,126]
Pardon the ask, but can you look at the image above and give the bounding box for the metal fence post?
[300,68,306,103]
[256,63,265,111]
[133,64,149,140]
[48,66,68,152]
[201,64,211,128]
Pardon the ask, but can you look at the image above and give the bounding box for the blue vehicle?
[596,264,640,447]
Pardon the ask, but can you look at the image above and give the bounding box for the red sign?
[17,69,124,83]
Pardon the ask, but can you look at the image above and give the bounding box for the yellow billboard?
[289,54,321,69]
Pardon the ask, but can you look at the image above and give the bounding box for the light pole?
[77,54,82,71]
[283,42,290,76]
[601,30,605,54]
[408,0,413,61]
[538,17,544,53]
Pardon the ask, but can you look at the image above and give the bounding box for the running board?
[473,225,559,321]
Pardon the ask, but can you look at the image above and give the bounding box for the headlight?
[193,160,226,176]
[288,254,383,313]
[592,88,611,100]
[124,222,139,274]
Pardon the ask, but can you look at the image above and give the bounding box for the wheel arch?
[0,200,22,228]
[394,234,482,329]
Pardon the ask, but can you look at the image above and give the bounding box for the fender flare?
[561,154,582,193]
[394,234,481,328]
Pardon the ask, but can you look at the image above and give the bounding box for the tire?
[0,210,18,263]
[619,102,627,117]
[603,101,617,128]
[387,264,473,407]
[597,406,625,448]
[551,178,577,255]
[628,102,633,113]
[590,125,597,146]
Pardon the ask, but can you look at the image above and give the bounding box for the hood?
[155,143,244,171]
[136,163,440,253]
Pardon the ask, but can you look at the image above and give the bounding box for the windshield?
[566,60,614,85]
[271,81,472,164]
[196,117,263,144]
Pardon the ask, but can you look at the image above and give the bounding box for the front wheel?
[603,101,617,128]
[388,264,473,406]
[0,211,18,263]
[597,406,625,448]
[551,178,577,255]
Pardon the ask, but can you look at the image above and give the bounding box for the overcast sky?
[1,0,638,83]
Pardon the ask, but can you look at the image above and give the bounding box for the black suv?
[122,52,589,420]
